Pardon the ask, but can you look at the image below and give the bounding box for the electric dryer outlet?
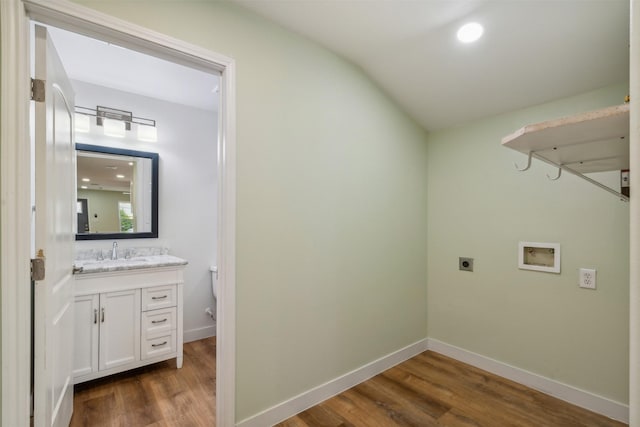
[459,257,474,272]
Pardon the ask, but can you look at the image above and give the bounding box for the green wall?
[77,189,128,233]
[73,0,429,421]
[426,83,630,403]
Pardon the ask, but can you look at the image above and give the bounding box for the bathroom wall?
[72,0,430,422]
[426,83,630,404]
[72,80,219,342]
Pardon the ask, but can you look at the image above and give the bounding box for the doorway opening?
[31,22,222,426]
[32,23,220,425]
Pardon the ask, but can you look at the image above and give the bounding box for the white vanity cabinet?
[73,265,184,384]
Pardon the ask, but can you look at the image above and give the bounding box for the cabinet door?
[73,294,99,378]
[99,289,141,371]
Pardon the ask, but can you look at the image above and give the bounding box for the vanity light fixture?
[75,105,157,142]
[116,174,125,179]
[81,178,90,182]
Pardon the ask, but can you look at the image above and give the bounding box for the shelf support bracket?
[514,152,532,171]
[529,152,630,202]
[546,168,562,181]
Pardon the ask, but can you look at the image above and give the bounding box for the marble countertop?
[74,254,188,274]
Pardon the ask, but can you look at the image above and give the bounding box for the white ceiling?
[77,151,135,192]
[232,0,630,130]
[47,26,219,112]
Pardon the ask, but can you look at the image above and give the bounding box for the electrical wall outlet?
[579,268,596,289]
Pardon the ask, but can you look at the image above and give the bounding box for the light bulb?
[75,113,90,133]
[103,119,126,138]
[137,124,157,142]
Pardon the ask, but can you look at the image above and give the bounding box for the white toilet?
[210,265,218,299]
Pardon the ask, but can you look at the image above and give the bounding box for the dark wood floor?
[70,337,216,427]
[71,338,626,427]
[277,351,627,427]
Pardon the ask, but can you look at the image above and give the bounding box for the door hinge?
[31,78,45,102]
[31,250,46,281]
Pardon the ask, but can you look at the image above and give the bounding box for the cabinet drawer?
[142,307,176,336]
[142,331,176,360]
[142,285,177,311]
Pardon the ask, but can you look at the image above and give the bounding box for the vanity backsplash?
[74,246,187,274]
[76,246,170,261]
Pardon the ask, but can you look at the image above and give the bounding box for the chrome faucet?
[111,242,118,260]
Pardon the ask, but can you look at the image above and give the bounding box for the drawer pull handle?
[151,295,168,300]
[151,318,168,324]
[151,341,168,347]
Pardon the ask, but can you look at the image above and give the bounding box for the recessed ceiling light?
[457,22,484,43]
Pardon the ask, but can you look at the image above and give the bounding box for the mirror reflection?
[76,144,158,240]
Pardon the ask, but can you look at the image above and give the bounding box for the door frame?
[0,1,237,426]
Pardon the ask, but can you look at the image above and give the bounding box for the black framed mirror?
[76,143,158,240]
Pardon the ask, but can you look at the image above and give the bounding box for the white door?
[33,24,76,427]
[99,290,141,371]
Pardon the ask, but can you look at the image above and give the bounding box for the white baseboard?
[236,337,628,426]
[427,338,629,424]
[236,338,429,427]
[183,325,216,343]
